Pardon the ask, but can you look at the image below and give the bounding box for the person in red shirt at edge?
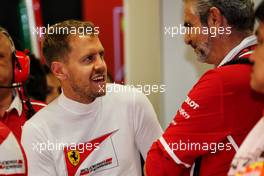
[0,27,46,175]
[146,0,264,175]
[228,1,264,175]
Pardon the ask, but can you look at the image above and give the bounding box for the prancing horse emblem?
[67,150,80,166]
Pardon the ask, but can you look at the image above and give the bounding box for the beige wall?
[124,0,263,128]
[124,0,163,124]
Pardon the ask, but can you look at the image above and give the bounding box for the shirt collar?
[58,91,101,115]
[218,35,257,67]
[6,92,23,116]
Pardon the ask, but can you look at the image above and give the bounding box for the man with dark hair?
[228,1,264,175]
[21,20,162,176]
[146,0,264,175]
[25,54,48,102]
[0,27,46,175]
[43,64,61,104]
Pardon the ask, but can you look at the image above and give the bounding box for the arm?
[146,70,231,175]
[133,91,163,160]
[21,122,56,176]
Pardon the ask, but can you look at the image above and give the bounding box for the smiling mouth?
[91,75,105,83]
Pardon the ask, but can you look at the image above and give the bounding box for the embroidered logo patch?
[67,150,80,166]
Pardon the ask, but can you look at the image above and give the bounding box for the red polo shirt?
[146,64,264,176]
[0,93,45,175]
[0,93,46,141]
[0,121,26,176]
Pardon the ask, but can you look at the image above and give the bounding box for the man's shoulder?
[200,64,251,83]
[105,83,150,107]
[106,83,144,98]
[25,99,60,126]
[27,99,47,112]
[217,63,251,75]
[30,100,47,107]
[21,99,47,123]
[191,64,252,94]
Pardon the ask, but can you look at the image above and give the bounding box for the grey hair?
[0,27,16,52]
[194,0,255,31]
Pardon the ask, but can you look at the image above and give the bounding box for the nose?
[94,54,106,71]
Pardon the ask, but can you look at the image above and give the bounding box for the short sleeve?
[133,91,163,160]
[146,70,232,175]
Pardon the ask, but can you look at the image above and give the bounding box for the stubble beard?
[196,36,211,63]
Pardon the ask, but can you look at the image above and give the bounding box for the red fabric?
[0,122,26,176]
[82,0,125,83]
[0,122,10,145]
[0,98,45,176]
[0,99,45,176]
[0,100,45,141]
[146,64,264,176]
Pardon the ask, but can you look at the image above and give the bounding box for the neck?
[212,31,252,67]
[0,89,13,117]
[62,85,95,104]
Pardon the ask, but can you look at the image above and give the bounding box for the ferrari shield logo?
[67,150,80,166]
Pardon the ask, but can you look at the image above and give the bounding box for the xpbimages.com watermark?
[98,83,166,96]
[168,140,233,154]
[165,24,232,38]
[32,24,100,37]
[32,140,100,154]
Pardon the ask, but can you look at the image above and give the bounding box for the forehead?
[0,33,12,52]
[183,1,200,23]
[184,0,196,13]
[69,35,103,51]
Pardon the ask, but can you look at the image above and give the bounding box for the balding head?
[0,28,14,91]
[0,27,15,53]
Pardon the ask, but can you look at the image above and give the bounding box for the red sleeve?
[146,142,186,176]
[146,70,232,175]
